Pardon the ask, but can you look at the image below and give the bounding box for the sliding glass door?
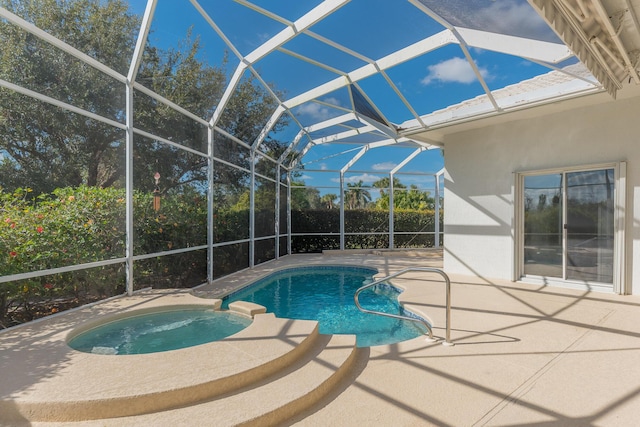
[565,169,614,283]
[522,167,615,287]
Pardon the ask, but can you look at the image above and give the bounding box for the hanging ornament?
[153,172,161,211]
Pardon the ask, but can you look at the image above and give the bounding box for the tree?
[0,0,138,193]
[394,185,434,210]
[0,0,286,197]
[372,176,434,211]
[344,180,371,209]
[320,193,338,209]
[372,176,405,210]
[291,182,321,210]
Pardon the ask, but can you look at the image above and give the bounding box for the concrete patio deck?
[2,252,640,426]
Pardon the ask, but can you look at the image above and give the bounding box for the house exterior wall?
[443,93,640,294]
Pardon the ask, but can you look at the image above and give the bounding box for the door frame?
[513,162,626,294]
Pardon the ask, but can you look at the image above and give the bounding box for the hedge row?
[1,187,440,327]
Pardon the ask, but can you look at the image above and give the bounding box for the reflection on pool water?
[222,266,427,347]
[68,308,251,355]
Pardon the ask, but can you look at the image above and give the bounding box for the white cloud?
[426,1,556,43]
[300,174,313,180]
[297,103,333,121]
[323,97,341,106]
[480,1,552,41]
[320,163,328,171]
[421,57,490,85]
[297,97,343,121]
[331,173,380,184]
[372,162,397,171]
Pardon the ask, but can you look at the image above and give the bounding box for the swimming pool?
[68,307,252,355]
[222,266,427,347]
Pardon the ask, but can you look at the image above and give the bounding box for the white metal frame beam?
[124,0,157,295]
[283,30,458,110]
[209,0,349,127]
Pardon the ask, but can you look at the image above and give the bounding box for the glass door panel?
[565,169,614,283]
[523,174,563,278]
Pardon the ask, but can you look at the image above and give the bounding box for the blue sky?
[124,0,577,193]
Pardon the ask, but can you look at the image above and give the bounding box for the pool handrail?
[354,267,453,346]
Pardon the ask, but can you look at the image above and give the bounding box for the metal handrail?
[354,267,453,346]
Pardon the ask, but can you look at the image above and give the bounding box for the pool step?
[3,313,364,426]
[59,333,364,427]
[2,314,320,423]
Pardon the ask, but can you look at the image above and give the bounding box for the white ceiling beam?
[379,70,427,128]
[294,141,316,166]
[233,0,292,26]
[312,125,377,145]
[455,27,574,63]
[210,63,247,126]
[278,130,306,163]
[408,1,501,112]
[377,30,458,70]
[244,0,349,64]
[340,139,402,172]
[210,0,348,126]
[341,145,369,173]
[252,105,286,150]
[284,29,457,109]
[278,46,347,75]
[305,113,357,133]
[190,0,244,61]
[127,0,156,83]
[390,147,427,175]
[355,114,398,139]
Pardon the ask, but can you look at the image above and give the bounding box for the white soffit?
[529,0,640,97]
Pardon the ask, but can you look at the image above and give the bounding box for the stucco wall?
[443,93,640,294]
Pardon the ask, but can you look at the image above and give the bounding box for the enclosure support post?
[389,172,395,249]
[124,0,156,296]
[124,83,134,296]
[287,171,292,255]
[435,171,441,248]
[250,149,255,268]
[340,172,345,250]
[275,164,281,259]
[207,126,215,283]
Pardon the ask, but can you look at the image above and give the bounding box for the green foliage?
[372,176,435,211]
[1,184,442,328]
[0,0,287,195]
[291,208,440,252]
[0,185,212,327]
[0,186,127,327]
[290,183,322,210]
[1,186,125,274]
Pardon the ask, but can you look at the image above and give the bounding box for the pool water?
[222,266,426,347]
[68,308,252,355]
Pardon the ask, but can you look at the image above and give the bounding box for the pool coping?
[0,291,322,422]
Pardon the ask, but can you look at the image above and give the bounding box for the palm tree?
[372,177,405,209]
[344,180,371,209]
[372,176,405,196]
[320,193,338,209]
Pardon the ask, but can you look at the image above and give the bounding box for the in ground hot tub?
[67,305,253,355]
